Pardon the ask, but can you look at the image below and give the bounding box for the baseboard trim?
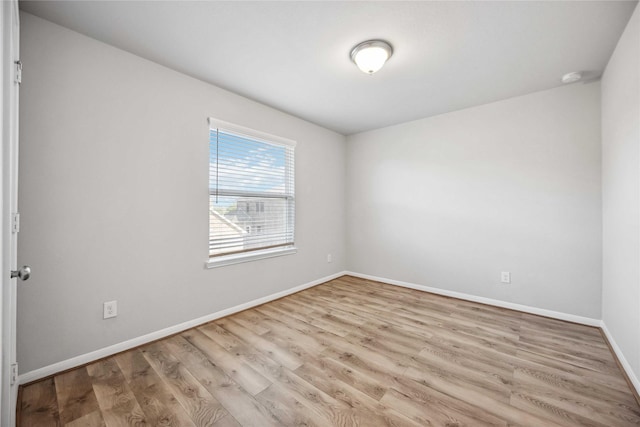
[345,271,601,327]
[600,321,640,403]
[19,270,348,385]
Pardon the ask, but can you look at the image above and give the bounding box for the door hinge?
[14,60,22,84]
[10,363,18,385]
[12,212,19,233]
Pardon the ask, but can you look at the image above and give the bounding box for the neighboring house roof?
[209,210,246,235]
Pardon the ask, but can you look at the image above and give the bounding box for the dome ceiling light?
[561,71,582,84]
[350,40,393,75]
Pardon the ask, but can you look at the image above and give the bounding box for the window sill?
[206,246,297,269]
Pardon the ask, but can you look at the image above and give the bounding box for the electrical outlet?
[327,253,332,263]
[501,272,511,284]
[103,300,117,319]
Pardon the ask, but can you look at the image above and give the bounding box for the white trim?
[1,2,19,426]
[0,2,5,421]
[345,271,601,327]
[208,117,297,148]
[19,270,347,385]
[600,321,640,396]
[206,246,297,268]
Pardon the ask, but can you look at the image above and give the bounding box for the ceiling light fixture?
[350,40,393,75]
[561,71,582,84]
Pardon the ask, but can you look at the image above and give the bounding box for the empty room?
[1,0,639,425]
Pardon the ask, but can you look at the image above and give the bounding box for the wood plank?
[142,341,228,427]
[114,350,196,427]
[65,411,106,427]
[54,367,101,425]
[163,334,281,427]
[319,346,406,394]
[407,351,512,404]
[512,366,640,425]
[247,310,329,356]
[403,365,566,426]
[185,328,272,396]
[86,358,148,426]
[231,311,271,336]
[294,357,421,427]
[254,383,327,426]
[19,378,61,427]
[214,318,302,370]
[274,300,352,337]
[212,414,242,427]
[380,384,507,427]
[193,325,351,425]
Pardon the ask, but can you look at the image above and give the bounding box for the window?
[208,119,296,267]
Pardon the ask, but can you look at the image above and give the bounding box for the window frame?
[206,118,297,268]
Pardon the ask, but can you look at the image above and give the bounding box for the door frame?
[1,1,20,425]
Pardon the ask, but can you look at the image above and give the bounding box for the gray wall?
[17,13,346,373]
[347,83,603,318]
[602,5,640,384]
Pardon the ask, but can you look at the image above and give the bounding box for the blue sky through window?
[209,129,290,207]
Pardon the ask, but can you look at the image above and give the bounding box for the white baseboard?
[600,321,640,397]
[345,271,601,327]
[19,270,347,385]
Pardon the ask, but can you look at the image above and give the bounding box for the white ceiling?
[20,1,638,135]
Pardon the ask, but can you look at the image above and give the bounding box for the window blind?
[209,120,295,258]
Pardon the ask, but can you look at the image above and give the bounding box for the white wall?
[602,4,640,387]
[17,12,346,373]
[347,82,602,319]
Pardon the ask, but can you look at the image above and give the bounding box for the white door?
[1,1,23,426]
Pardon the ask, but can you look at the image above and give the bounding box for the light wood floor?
[19,276,640,426]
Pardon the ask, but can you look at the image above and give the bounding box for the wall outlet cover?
[103,300,118,319]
